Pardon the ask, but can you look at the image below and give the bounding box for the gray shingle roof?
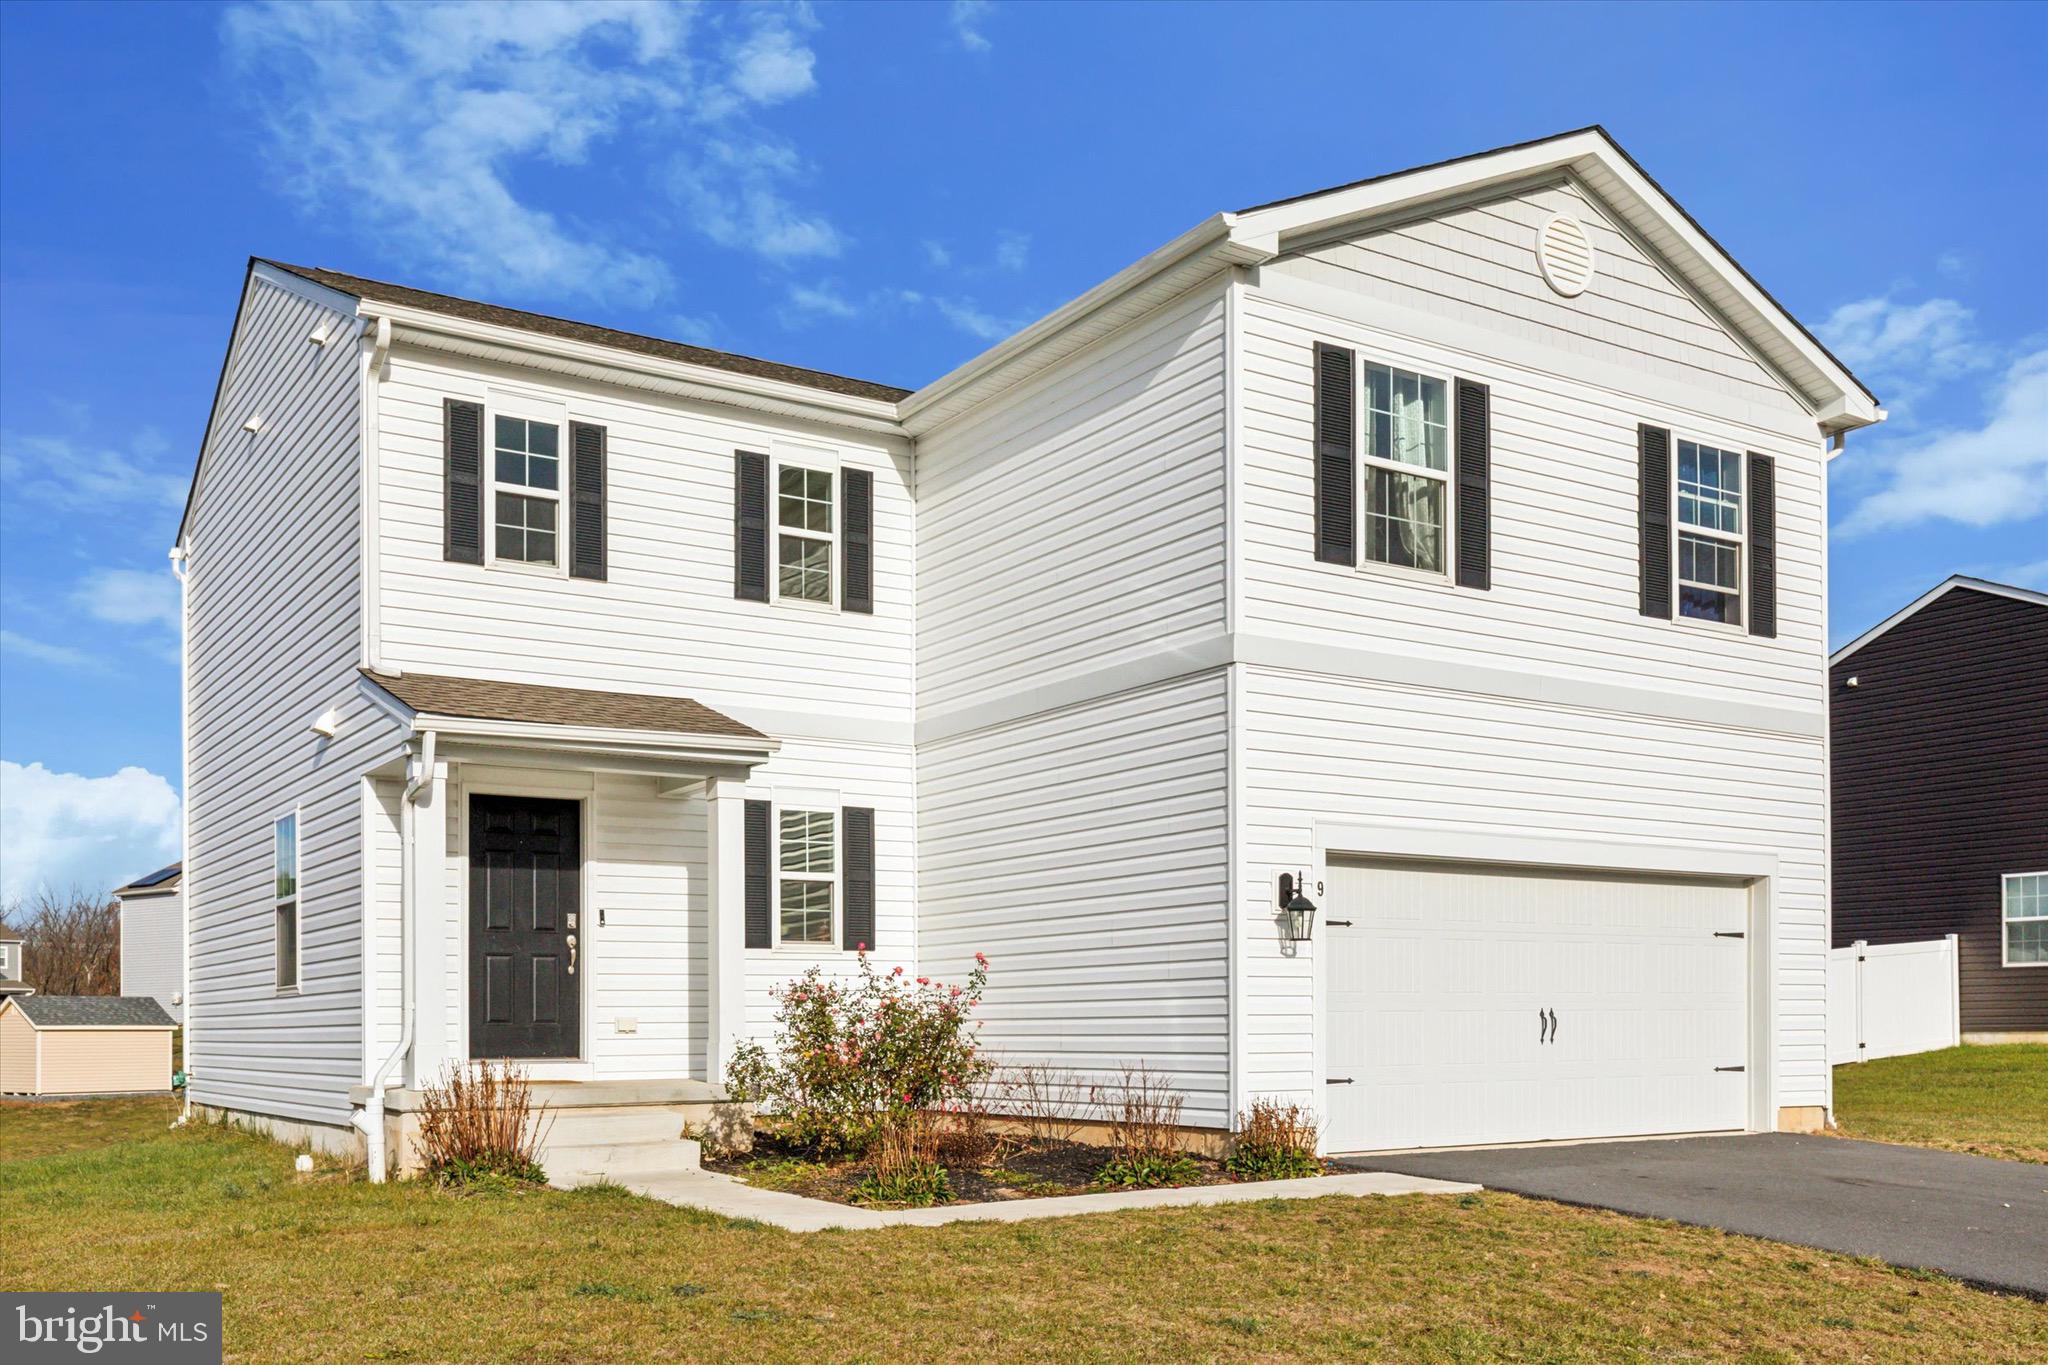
[265,261,913,404]
[362,669,767,741]
[9,995,176,1028]
[113,862,183,897]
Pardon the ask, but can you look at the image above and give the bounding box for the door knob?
[566,933,578,976]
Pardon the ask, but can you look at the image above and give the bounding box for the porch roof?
[362,669,764,740]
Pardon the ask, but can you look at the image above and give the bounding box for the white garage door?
[1323,859,1750,1153]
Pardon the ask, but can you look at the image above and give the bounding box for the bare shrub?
[857,1111,951,1206]
[1226,1098,1322,1181]
[2,886,121,995]
[995,1063,1088,1149]
[413,1060,550,1185]
[1093,1062,1187,1163]
[933,1101,994,1168]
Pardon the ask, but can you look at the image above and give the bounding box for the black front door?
[469,795,581,1059]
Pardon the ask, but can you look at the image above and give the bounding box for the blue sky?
[2,0,2043,899]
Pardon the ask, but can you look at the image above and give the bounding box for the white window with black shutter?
[443,393,605,579]
[1636,429,1776,634]
[733,442,874,613]
[743,797,877,954]
[1311,343,1492,588]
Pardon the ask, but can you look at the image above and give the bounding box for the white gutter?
[170,544,192,1126]
[359,727,433,1182]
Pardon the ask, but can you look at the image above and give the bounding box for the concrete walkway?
[1352,1133,2048,1298]
[605,1167,1480,1232]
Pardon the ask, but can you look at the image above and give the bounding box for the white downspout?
[170,544,192,1125]
[360,727,432,1181]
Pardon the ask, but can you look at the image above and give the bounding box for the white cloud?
[0,761,181,902]
[1936,251,1970,280]
[222,1,837,298]
[72,569,180,633]
[667,136,842,261]
[951,0,994,52]
[782,282,860,323]
[934,297,1020,342]
[994,230,1030,272]
[921,240,953,270]
[1835,348,2048,536]
[0,428,186,514]
[0,632,103,672]
[1817,294,1994,415]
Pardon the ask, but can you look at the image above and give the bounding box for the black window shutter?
[443,399,483,564]
[1312,342,1356,565]
[568,421,607,581]
[734,451,769,601]
[744,799,771,949]
[1454,379,1492,590]
[841,468,873,614]
[841,806,875,952]
[1638,424,1673,618]
[1746,452,1777,638]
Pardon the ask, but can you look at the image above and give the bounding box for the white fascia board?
[1831,576,2048,665]
[407,712,780,762]
[899,213,1277,433]
[360,301,906,436]
[1236,129,1882,433]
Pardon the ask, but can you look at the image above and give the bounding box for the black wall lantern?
[1278,871,1318,942]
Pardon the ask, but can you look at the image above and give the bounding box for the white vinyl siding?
[371,350,912,724]
[184,267,407,1127]
[915,280,1228,719]
[118,892,186,1022]
[918,671,1232,1127]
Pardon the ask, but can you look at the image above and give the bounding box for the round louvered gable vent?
[1536,213,1596,297]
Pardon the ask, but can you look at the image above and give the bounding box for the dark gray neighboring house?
[1831,576,2048,1038]
[113,862,184,1022]
[0,935,29,998]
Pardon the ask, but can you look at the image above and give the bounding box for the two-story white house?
[176,128,1881,1177]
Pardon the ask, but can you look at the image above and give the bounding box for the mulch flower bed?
[705,1132,1343,1208]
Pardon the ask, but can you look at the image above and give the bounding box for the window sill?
[274,986,301,997]
[484,558,566,580]
[769,594,838,613]
[1674,613,1748,637]
[1354,558,1455,590]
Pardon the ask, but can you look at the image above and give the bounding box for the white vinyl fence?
[1829,935,1961,1064]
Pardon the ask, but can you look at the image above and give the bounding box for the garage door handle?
[1324,920,1352,928]
[1326,1077,1354,1085]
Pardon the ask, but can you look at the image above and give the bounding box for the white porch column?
[409,758,453,1084]
[703,774,748,1086]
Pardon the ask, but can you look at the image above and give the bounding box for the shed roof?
[8,995,176,1028]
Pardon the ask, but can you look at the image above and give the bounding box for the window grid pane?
[494,417,559,491]
[780,810,835,873]
[495,492,558,565]
[778,466,833,533]
[1364,467,1446,572]
[1678,441,1742,533]
[276,902,299,988]
[1365,365,1448,472]
[779,879,834,944]
[777,534,831,601]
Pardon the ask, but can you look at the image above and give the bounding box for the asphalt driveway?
[1350,1133,2048,1297]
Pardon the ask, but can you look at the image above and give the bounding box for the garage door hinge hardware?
[1715,1065,1745,1072]
[1326,1077,1354,1085]
[1713,931,1745,939]
[1324,919,1353,928]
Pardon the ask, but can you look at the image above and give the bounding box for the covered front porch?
[355,669,775,1177]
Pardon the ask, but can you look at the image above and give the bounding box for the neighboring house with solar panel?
[113,862,185,1022]
[175,128,1886,1177]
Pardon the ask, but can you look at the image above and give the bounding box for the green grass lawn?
[1834,1044,2048,1165]
[4,1098,2043,1362]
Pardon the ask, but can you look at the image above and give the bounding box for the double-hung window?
[778,809,837,944]
[274,812,300,991]
[776,463,834,603]
[493,414,561,566]
[2005,872,2048,967]
[1362,363,1451,574]
[1676,439,1743,624]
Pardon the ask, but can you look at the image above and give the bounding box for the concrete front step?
[546,1136,703,1187]
[537,1105,696,1146]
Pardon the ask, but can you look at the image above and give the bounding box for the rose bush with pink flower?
[724,951,991,1157]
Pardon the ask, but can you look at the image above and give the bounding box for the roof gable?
[1832,576,2048,665]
